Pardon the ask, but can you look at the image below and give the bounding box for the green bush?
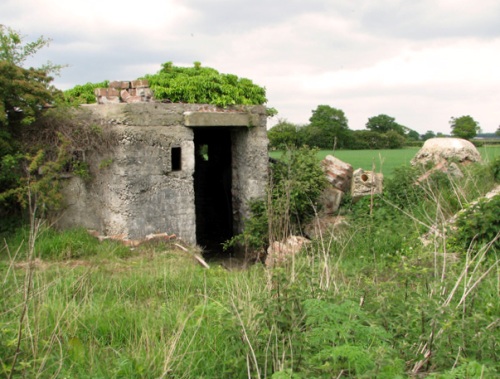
[144,61,267,107]
[383,165,425,209]
[450,195,500,252]
[490,156,500,182]
[63,80,109,105]
[225,146,326,252]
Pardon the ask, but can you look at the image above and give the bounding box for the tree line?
[268,105,485,150]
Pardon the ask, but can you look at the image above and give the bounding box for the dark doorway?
[193,128,233,256]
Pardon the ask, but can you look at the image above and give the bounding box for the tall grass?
[1,158,499,378]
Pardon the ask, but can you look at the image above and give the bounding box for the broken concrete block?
[107,88,120,97]
[94,88,108,97]
[109,81,130,89]
[321,155,353,192]
[124,96,143,103]
[411,138,481,166]
[319,186,344,215]
[98,96,121,104]
[131,79,149,88]
[351,168,383,202]
[266,235,311,268]
[120,89,131,101]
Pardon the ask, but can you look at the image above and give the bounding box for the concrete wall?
[57,103,268,245]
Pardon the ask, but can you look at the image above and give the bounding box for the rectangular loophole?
[171,147,182,171]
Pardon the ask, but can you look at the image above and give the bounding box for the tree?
[267,119,299,150]
[422,130,436,141]
[450,115,480,140]
[365,114,405,135]
[406,129,420,141]
[0,26,61,216]
[496,125,500,137]
[350,130,405,150]
[1,25,59,129]
[307,105,351,149]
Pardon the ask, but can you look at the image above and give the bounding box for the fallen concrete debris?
[88,230,176,247]
[266,235,311,268]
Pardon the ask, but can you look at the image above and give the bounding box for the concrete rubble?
[351,168,384,203]
[94,80,154,104]
[266,235,311,268]
[411,137,482,166]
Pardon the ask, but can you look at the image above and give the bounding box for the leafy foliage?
[267,120,300,150]
[365,113,405,135]
[0,25,51,66]
[144,61,267,107]
[349,129,406,149]
[0,26,63,219]
[225,146,326,252]
[422,130,436,141]
[450,195,500,252]
[63,80,109,105]
[299,105,351,149]
[450,115,480,140]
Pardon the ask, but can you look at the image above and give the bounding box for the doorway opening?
[193,128,233,256]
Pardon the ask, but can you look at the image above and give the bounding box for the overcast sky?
[2,0,499,134]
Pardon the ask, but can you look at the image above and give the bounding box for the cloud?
[2,0,500,134]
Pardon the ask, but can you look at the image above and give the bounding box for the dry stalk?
[9,183,43,379]
[231,298,261,379]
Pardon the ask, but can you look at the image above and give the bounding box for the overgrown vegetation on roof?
[62,62,268,107]
[144,61,267,107]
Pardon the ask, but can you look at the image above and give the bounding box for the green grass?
[270,145,500,178]
[1,158,499,378]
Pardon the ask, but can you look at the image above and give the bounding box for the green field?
[270,145,500,177]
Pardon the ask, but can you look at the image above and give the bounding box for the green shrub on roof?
[143,61,267,107]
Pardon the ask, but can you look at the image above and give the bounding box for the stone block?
[137,88,154,99]
[321,155,353,192]
[94,88,108,97]
[351,169,383,202]
[266,236,311,268]
[120,90,131,101]
[109,81,130,89]
[100,96,121,104]
[124,96,143,103]
[108,88,120,97]
[131,79,149,88]
[319,186,344,215]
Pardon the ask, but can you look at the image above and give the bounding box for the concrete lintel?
[184,111,259,127]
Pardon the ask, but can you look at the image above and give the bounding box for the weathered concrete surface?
[321,155,353,193]
[57,103,268,244]
[351,168,383,202]
[318,187,344,215]
[184,111,260,127]
[411,137,482,166]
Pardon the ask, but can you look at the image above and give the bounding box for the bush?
[450,195,500,252]
[63,81,109,105]
[145,61,267,107]
[225,146,326,252]
[490,156,500,182]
